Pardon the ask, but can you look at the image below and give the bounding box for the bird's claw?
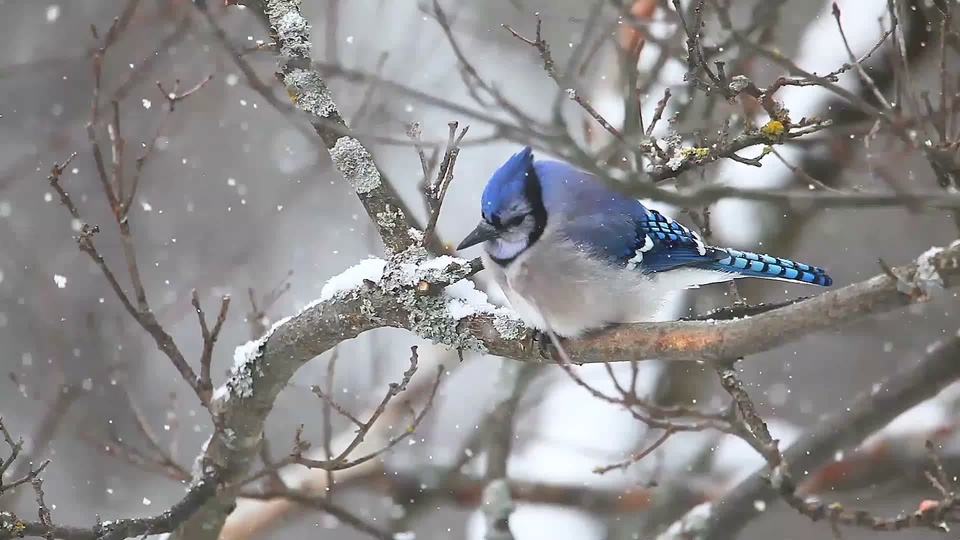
[530,328,553,359]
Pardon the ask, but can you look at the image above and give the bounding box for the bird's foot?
[529,328,555,360]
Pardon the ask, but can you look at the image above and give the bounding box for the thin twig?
[696,333,960,539]
[832,2,891,109]
[422,122,469,247]
[294,347,444,471]
[191,290,232,405]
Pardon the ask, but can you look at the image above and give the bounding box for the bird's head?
[456,147,546,262]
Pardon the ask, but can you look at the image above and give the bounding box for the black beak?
[457,221,498,250]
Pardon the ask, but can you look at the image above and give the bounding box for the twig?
[715,362,782,464]
[156,76,215,111]
[684,296,811,321]
[832,2,891,109]
[241,487,394,540]
[432,0,537,124]
[694,333,960,539]
[0,425,221,540]
[121,382,191,481]
[539,309,737,475]
[74,74,208,400]
[1,384,80,503]
[219,348,458,540]
[481,363,539,540]
[0,419,52,496]
[421,122,470,248]
[52,23,221,408]
[247,271,294,338]
[312,380,363,428]
[564,88,625,141]
[645,88,672,138]
[593,427,678,474]
[923,439,951,497]
[502,16,624,141]
[191,290,232,405]
[294,347,444,471]
[407,122,435,188]
[321,349,338,499]
[30,477,54,540]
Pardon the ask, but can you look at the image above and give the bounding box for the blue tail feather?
[704,247,833,286]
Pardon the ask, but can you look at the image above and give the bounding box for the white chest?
[481,240,659,337]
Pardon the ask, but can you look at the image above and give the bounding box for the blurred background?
[1,0,959,539]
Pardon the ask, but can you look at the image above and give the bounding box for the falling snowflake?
[54,274,67,288]
[46,5,60,22]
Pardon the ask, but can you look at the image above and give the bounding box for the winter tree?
[1,0,959,539]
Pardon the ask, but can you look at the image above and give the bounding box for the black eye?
[504,215,525,227]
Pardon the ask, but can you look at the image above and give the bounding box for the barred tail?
[704,247,833,286]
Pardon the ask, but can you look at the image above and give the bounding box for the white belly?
[482,239,668,337]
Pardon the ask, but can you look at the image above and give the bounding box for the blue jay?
[456,147,832,338]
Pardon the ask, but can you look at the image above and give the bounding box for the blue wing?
[625,208,832,286]
[533,159,832,286]
[625,208,710,272]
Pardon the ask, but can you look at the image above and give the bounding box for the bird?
[455,146,832,338]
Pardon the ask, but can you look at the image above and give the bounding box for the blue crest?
[480,146,535,220]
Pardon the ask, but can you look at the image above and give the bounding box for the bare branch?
[191,290,232,404]
[481,363,540,540]
[173,237,958,538]
[832,2,891,109]
[219,347,457,539]
[30,477,54,539]
[0,419,51,496]
[294,346,443,471]
[226,0,418,253]
[240,487,395,540]
[524,242,960,364]
[421,121,469,248]
[688,332,960,539]
[1,471,219,540]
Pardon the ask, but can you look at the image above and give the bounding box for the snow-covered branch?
[166,236,960,538]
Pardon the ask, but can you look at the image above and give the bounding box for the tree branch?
[0,471,220,540]
[693,330,960,539]
[483,242,960,363]
[254,0,418,253]
[482,363,540,540]
[170,233,957,538]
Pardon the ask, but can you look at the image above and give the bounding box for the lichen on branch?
[263,0,415,253]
